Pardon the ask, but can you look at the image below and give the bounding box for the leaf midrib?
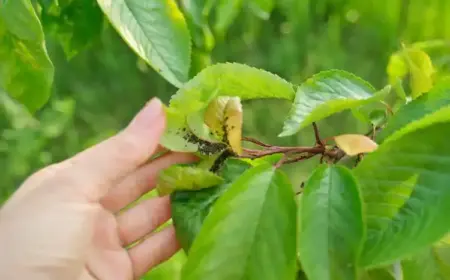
[120,0,178,80]
[240,170,277,279]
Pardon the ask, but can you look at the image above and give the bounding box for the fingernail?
[129,98,164,130]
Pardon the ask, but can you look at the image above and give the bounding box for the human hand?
[0,98,197,280]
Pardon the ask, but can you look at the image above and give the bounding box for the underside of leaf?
[96,0,191,87]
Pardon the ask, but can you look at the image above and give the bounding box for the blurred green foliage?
[2,0,450,278]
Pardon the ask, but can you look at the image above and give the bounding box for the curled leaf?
[224,97,243,155]
[204,96,231,139]
[387,53,408,85]
[156,165,224,196]
[334,134,378,156]
[203,96,243,155]
[406,48,434,98]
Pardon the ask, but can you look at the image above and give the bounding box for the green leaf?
[248,0,274,20]
[160,107,228,154]
[213,0,244,35]
[241,153,284,166]
[299,165,364,280]
[40,0,104,59]
[279,70,380,137]
[354,107,450,267]
[402,246,450,280]
[160,108,199,152]
[359,267,395,280]
[171,158,251,252]
[0,0,54,112]
[181,164,297,280]
[156,165,224,196]
[96,0,191,87]
[180,0,209,27]
[180,0,215,52]
[163,63,294,152]
[169,62,295,115]
[377,81,450,143]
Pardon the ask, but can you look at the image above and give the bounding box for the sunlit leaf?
[156,165,224,196]
[377,81,450,143]
[354,107,450,267]
[299,165,364,280]
[436,234,450,247]
[405,48,434,99]
[0,0,54,112]
[334,134,378,156]
[224,97,243,155]
[402,246,450,280]
[279,70,381,137]
[171,158,251,252]
[204,96,230,139]
[387,53,408,85]
[182,164,297,280]
[96,0,191,87]
[169,62,295,115]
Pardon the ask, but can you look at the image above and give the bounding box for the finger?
[128,226,180,278]
[61,98,166,200]
[117,196,171,246]
[101,152,197,213]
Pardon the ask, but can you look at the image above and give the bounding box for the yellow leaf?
[156,165,224,196]
[387,53,408,85]
[203,96,243,155]
[334,134,378,156]
[224,97,243,155]
[436,233,450,247]
[204,96,230,139]
[405,48,434,98]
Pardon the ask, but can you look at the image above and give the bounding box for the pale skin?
[0,98,197,280]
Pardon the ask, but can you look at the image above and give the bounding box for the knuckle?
[113,132,146,163]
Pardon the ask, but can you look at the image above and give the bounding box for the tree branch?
[313,122,324,146]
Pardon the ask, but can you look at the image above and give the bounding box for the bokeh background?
[1,0,450,278]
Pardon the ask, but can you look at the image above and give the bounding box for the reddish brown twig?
[242,136,272,148]
[283,153,317,164]
[312,122,324,146]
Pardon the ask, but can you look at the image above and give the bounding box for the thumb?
[61,98,166,200]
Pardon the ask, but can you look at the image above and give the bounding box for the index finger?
[60,98,166,200]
